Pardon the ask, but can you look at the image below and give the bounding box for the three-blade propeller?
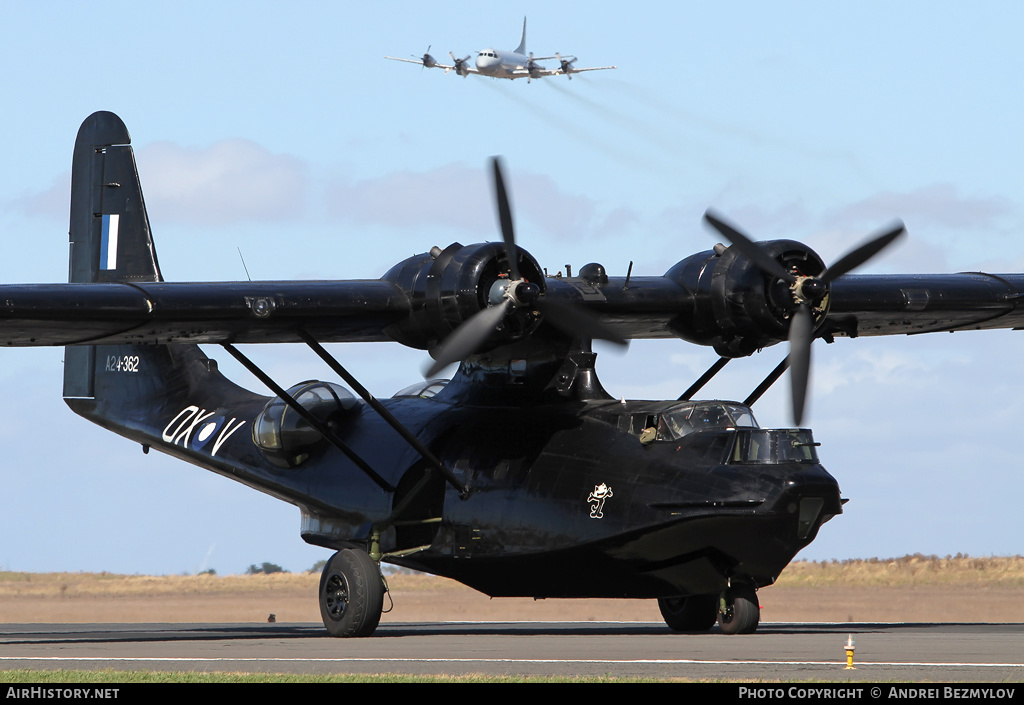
[703,210,905,426]
[424,159,626,377]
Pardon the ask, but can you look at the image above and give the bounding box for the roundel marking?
[193,417,225,450]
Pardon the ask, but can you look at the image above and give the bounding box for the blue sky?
[1,2,1022,575]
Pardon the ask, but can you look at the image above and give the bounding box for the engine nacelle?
[665,240,829,357]
[381,242,546,350]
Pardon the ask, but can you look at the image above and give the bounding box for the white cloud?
[8,172,70,221]
[326,162,493,232]
[325,162,634,242]
[829,183,1012,231]
[138,140,309,225]
[672,183,1018,274]
[7,140,310,228]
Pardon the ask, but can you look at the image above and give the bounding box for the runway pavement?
[1,621,1022,681]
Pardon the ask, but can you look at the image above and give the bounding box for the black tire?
[657,595,718,632]
[318,549,385,637]
[717,585,760,635]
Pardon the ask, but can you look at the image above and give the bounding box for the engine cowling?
[381,242,546,351]
[665,239,829,357]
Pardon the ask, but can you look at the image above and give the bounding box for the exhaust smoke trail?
[600,78,873,187]
[541,78,728,175]
[478,77,653,171]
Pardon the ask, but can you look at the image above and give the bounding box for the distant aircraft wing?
[548,65,617,80]
[506,66,617,80]
[506,64,617,80]
[385,55,480,76]
[384,56,456,71]
[564,65,617,74]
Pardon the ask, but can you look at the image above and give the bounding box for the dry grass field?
[1,554,1021,625]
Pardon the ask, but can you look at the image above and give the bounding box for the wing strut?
[743,357,791,410]
[678,357,731,401]
[297,329,469,498]
[220,343,396,493]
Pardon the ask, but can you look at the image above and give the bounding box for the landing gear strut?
[318,548,385,637]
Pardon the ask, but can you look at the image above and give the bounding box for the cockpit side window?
[730,429,820,464]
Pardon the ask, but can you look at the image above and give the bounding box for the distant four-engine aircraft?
[385,18,616,81]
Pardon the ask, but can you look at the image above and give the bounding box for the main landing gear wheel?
[717,584,760,635]
[657,595,718,632]
[318,548,385,637]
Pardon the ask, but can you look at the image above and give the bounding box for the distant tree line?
[246,562,287,575]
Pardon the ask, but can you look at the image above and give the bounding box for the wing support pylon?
[220,343,396,493]
[744,357,792,409]
[678,357,731,401]
[678,354,799,419]
[297,328,469,499]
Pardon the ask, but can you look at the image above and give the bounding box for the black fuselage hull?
[67,343,842,600]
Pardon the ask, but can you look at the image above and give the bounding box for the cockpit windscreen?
[654,402,758,441]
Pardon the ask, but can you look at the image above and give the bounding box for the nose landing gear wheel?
[717,584,760,634]
[318,548,385,637]
[657,595,718,632]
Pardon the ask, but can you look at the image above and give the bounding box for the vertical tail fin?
[63,111,172,402]
[67,111,162,285]
[513,16,527,56]
[60,112,257,470]
[64,111,165,400]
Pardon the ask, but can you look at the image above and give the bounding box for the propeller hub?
[514,281,541,306]
[794,276,827,304]
[488,279,540,307]
[701,208,905,426]
[419,158,628,378]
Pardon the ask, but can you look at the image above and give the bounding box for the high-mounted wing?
[0,281,410,346]
[6,112,1024,405]
[0,112,410,348]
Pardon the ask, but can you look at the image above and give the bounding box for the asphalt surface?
[1,621,1022,681]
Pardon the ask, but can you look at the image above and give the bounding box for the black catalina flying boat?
[6,112,1022,637]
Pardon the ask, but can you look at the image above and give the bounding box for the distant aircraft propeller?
[703,210,905,426]
[448,52,471,77]
[555,53,577,78]
[526,52,543,82]
[414,46,437,69]
[425,159,627,377]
